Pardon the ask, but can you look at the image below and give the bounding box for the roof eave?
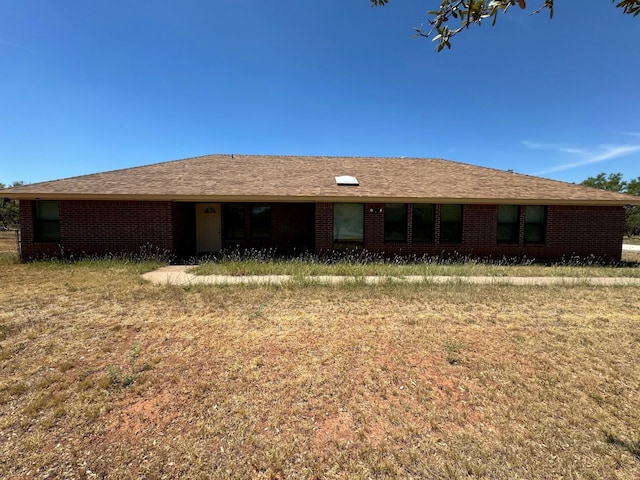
[3,192,638,206]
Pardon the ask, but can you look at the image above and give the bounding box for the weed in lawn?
[105,342,144,388]
[106,366,123,387]
[128,341,141,366]
[444,337,465,365]
[247,303,267,321]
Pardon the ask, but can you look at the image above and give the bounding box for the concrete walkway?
[623,244,640,252]
[142,265,640,286]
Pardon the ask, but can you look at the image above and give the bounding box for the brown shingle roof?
[2,154,639,205]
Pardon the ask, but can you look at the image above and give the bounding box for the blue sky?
[1,0,639,187]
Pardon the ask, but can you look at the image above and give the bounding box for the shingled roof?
[3,154,639,205]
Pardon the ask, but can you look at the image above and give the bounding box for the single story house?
[2,154,639,262]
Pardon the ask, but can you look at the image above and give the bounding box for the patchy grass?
[1,261,639,479]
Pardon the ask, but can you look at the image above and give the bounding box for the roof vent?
[335,175,359,186]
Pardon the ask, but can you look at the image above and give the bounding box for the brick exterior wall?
[313,203,625,261]
[19,200,625,262]
[20,200,175,260]
[314,202,333,253]
[542,205,625,260]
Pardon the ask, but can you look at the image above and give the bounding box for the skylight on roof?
[335,175,359,186]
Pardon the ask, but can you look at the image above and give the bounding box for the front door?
[196,203,221,254]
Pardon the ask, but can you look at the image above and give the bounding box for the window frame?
[384,204,408,242]
[523,205,546,244]
[34,200,60,242]
[439,204,463,244]
[496,205,520,244]
[333,203,364,249]
[250,205,272,240]
[412,204,436,243]
[223,204,246,240]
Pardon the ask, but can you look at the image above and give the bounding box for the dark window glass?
[224,204,245,240]
[250,205,271,239]
[497,205,520,243]
[440,204,463,243]
[333,203,364,248]
[384,204,407,242]
[413,204,435,243]
[524,205,546,244]
[35,200,60,242]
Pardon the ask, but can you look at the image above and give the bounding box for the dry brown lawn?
[1,257,640,479]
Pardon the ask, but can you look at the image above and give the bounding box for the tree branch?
[370,0,640,51]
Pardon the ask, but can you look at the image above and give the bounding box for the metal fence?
[0,229,20,256]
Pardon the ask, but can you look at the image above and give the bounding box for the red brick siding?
[544,205,624,259]
[313,203,624,261]
[364,204,384,250]
[314,202,333,253]
[19,200,624,262]
[461,204,495,250]
[20,200,174,260]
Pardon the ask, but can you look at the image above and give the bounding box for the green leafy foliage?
[370,1,639,51]
[0,181,23,229]
[581,173,640,237]
[580,172,626,192]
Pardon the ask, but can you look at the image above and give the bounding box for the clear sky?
[1,0,639,187]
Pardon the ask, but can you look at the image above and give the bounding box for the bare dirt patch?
[104,390,184,444]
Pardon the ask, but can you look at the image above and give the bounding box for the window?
[440,204,463,243]
[224,204,245,240]
[35,200,60,242]
[497,205,520,243]
[333,203,364,248]
[384,204,407,242]
[412,204,435,243]
[250,205,271,239]
[524,205,546,244]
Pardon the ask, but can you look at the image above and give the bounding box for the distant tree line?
[0,181,23,229]
[581,173,640,237]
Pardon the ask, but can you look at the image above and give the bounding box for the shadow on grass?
[605,431,640,460]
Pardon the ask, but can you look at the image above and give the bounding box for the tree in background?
[581,173,640,237]
[371,1,640,51]
[0,181,23,229]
